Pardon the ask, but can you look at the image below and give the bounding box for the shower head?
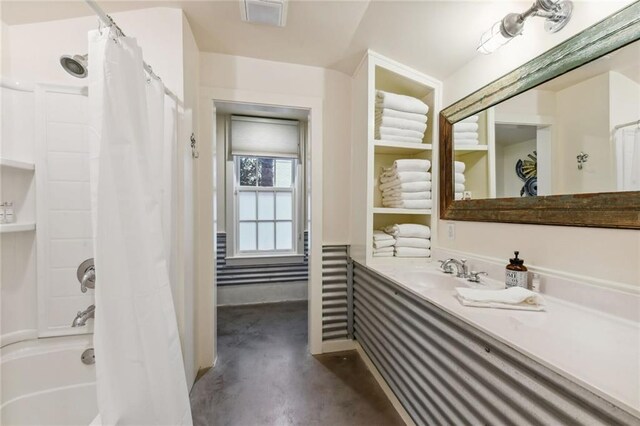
[59,54,88,78]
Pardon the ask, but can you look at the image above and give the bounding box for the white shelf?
[454,145,488,154]
[0,223,36,233]
[373,208,432,215]
[374,140,432,154]
[0,158,35,171]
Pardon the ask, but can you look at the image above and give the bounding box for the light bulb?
[477,21,513,54]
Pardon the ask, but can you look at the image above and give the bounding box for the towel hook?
[576,151,589,170]
[190,133,199,159]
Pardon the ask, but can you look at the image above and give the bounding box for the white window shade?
[231,116,299,158]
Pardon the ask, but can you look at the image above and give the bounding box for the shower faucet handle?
[77,258,96,293]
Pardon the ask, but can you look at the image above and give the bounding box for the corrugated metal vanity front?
[352,262,639,426]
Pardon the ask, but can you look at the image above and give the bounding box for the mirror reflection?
[453,40,640,200]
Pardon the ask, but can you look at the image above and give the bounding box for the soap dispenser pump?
[505,251,528,289]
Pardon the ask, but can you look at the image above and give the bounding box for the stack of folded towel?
[372,230,395,257]
[379,159,432,209]
[383,223,431,258]
[375,90,429,144]
[454,161,465,200]
[454,115,479,146]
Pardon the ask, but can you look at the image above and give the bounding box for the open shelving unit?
[0,158,36,171]
[350,51,442,265]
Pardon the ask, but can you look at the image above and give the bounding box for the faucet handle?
[438,259,454,274]
[467,271,488,283]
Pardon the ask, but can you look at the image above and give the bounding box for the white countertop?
[366,261,640,417]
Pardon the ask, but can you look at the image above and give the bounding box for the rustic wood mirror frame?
[439,2,640,229]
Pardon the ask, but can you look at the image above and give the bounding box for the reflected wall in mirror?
[452,41,639,201]
[439,2,640,229]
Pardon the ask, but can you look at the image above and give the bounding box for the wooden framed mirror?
[439,2,640,229]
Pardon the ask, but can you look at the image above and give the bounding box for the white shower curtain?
[615,128,640,191]
[87,28,192,425]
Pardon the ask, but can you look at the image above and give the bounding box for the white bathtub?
[1,335,97,426]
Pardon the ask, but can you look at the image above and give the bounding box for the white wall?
[441,0,640,288]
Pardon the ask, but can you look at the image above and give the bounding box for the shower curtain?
[87,29,192,425]
[615,128,640,191]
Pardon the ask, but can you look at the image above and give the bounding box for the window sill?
[225,254,305,266]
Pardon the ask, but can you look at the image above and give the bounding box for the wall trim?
[321,339,356,353]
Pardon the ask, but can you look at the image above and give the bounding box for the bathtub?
[1,335,97,426]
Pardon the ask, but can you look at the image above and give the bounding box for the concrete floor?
[190,300,404,426]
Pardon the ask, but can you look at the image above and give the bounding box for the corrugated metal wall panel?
[322,245,351,341]
[353,263,639,426]
[216,232,308,286]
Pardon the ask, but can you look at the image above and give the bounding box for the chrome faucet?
[467,271,489,283]
[439,258,469,278]
[71,304,95,327]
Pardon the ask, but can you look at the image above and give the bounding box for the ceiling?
[0,0,536,79]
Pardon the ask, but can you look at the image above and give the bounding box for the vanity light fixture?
[477,0,573,54]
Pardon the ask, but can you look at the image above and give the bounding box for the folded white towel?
[459,115,479,124]
[380,171,430,184]
[455,183,465,192]
[375,107,428,124]
[377,126,425,140]
[375,116,427,134]
[393,159,431,172]
[383,191,431,201]
[455,173,465,184]
[373,230,394,241]
[373,251,394,258]
[453,122,479,132]
[454,161,466,173]
[385,224,431,239]
[395,247,431,258]
[376,136,425,144]
[373,239,395,249]
[455,140,480,146]
[455,287,545,311]
[455,192,463,200]
[382,199,433,209]
[395,237,431,249]
[376,90,429,115]
[373,246,394,253]
[380,180,432,192]
[454,131,479,139]
[382,169,431,181]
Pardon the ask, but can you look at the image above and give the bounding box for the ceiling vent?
[240,0,287,27]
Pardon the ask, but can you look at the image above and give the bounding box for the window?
[234,156,297,255]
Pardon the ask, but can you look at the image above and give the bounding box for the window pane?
[275,192,292,220]
[275,160,293,188]
[257,192,274,220]
[239,222,257,251]
[258,158,274,187]
[276,222,293,250]
[238,192,256,220]
[239,157,257,186]
[258,222,275,250]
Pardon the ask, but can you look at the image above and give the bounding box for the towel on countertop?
[455,183,465,192]
[384,224,431,239]
[459,115,479,124]
[383,191,431,201]
[375,136,425,144]
[375,116,427,134]
[380,180,432,192]
[373,251,394,258]
[393,159,431,172]
[395,247,431,258]
[377,126,425,140]
[455,192,464,200]
[454,161,466,173]
[380,171,431,184]
[455,287,545,311]
[382,199,432,209]
[373,239,395,249]
[395,237,431,249]
[455,173,465,184]
[373,230,394,241]
[376,90,429,115]
[453,131,479,139]
[453,122,479,132]
[375,107,428,124]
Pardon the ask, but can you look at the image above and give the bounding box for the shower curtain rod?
[84,0,179,102]
[613,119,640,132]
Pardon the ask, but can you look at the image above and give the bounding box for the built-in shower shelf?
[0,223,36,233]
[0,158,35,171]
[373,208,431,215]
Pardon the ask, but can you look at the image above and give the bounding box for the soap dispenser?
[505,251,528,289]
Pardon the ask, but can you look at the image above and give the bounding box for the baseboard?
[321,338,356,353]
[355,342,415,426]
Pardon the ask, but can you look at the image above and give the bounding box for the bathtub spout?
[71,304,95,327]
